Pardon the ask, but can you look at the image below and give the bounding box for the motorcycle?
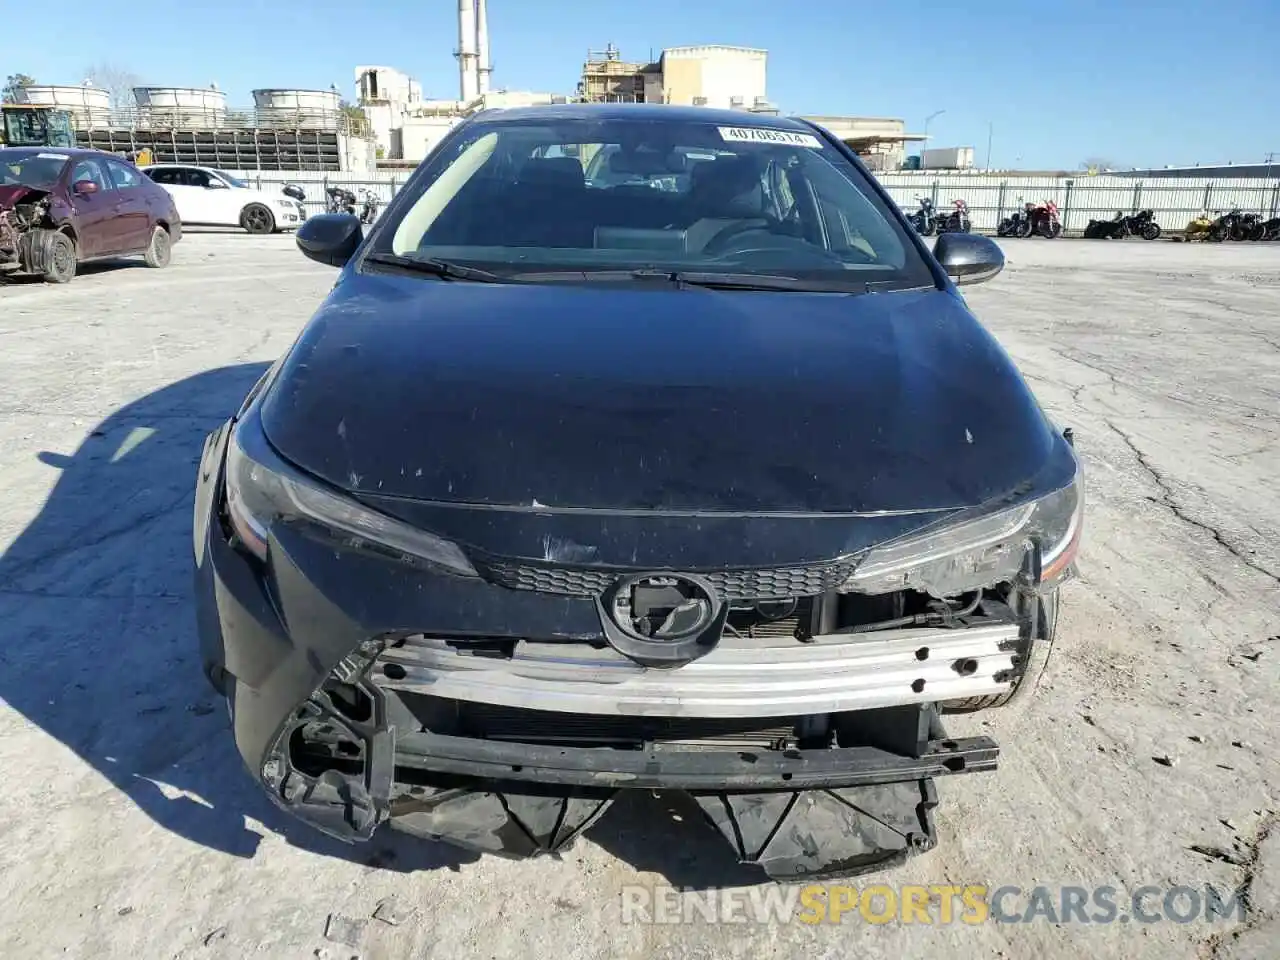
[1261,217,1280,241]
[935,198,971,234]
[1237,211,1265,241]
[282,183,306,203]
[997,199,1035,238]
[325,185,357,216]
[1207,208,1254,242]
[907,196,937,236]
[1083,212,1119,239]
[1085,209,1162,240]
[1029,199,1062,239]
[1184,213,1214,242]
[358,188,380,225]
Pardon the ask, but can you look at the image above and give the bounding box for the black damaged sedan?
[194,104,1082,880]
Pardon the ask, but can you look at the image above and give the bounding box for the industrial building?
[18,79,375,171]
[355,0,574,166]
[577,43,777,113]
[799,116,927,172]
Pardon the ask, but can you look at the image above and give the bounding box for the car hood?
[0,184,48,209]
[260,271,1064,518]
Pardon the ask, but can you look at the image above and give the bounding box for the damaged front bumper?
[195,422,1054,880]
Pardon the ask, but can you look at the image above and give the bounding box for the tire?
[1247,222,1265,241]
[923,219,937,237]
[143,225,171,268]
[240,203,275,235]
[1015,218,1033,238]
[1141,222,1161,241]
[41,230,77,284]
[1209,224,1228,242]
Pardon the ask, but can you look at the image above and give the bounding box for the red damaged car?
[0,147,181,284]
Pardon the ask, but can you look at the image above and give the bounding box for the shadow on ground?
[0,364,471,873]
[0,363,763,886]
[0,258,149,285]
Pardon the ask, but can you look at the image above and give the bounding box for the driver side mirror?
[933,233,1005,286]
[296,213,363,267]
[72,180,99,196]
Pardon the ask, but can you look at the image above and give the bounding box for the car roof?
[468,102,817,131]
[0,146,124,160]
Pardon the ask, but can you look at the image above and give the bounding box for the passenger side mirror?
[296,213,363,267]
[73,180,99,196]
[933,233,1005,286]
[205,180,228,189]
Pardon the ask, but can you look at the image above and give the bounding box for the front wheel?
[1016,218,1033,238]
[143,225,172,268]
[1141,222,1162,241]
[41,230,77,284]
[240,203,275,235]
[1041,220,1063,239]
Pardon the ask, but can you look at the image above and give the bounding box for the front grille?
[477,558,856,600]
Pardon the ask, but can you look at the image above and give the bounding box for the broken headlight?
[843,470,1083,596]
[223,416,478,577]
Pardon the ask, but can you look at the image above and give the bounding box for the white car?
[142,164,306,234]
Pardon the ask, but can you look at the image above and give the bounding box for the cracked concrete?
[0,236,1277,959]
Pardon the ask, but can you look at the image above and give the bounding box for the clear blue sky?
[10,0,1279,169]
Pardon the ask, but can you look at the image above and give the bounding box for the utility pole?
[986,122,993,170]
[921,109,945,170]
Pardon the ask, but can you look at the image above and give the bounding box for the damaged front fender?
[0,187,63,274]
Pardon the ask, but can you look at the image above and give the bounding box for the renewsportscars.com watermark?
[621,883,1249,926]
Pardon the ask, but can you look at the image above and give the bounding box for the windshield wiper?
[364,253,513,283]
[631,270,862,293]
[513,268,865,293]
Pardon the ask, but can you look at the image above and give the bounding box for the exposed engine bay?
[0,187,55,274]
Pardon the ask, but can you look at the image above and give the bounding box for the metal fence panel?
[224,166,1280,235]
[227,170,410,218]
[876,172,1280,235]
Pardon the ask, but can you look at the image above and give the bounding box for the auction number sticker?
[717,127,823,148]
[37,153,71,161]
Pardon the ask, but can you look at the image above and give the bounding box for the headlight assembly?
[223,417,478,577]
[842,470,1083,597]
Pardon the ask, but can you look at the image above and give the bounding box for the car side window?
[148,168,178,185]
[106,160,142,189]
[185,169,213,188]
[70,160,110,192]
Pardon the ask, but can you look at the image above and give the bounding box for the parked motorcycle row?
[1183,207,1280,242]
[325,186,381,225]
[906,197,971,235]
[1083,209,1162,240]
[996,199,1063,239]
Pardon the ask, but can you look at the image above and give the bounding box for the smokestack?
[476,0,491,95]
[457,0,479,101]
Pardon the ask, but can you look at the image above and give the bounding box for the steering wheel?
[703,236,850,270]
[701,220,775,255]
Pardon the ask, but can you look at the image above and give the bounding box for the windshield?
[0,150,69,190]
[212,170,249,188]
[371,115,931,288]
